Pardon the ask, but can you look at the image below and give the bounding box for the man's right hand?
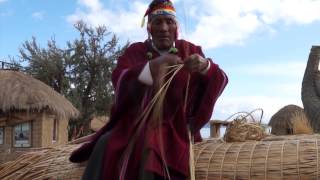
[149,54,182,79]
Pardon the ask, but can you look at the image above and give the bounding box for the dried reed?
[0,145,85,180]
[224,109,266,142]
[224,119,266,142]
[4,135,320,179]
[292,111,313,135]
[120,64,190,180]
[194,134,320,180]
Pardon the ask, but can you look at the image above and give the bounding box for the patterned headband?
[141,0,176,27]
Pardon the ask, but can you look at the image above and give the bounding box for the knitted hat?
[141,0,176,27]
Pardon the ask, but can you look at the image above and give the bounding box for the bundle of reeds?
[0,145,85,180]
[223,109,266,142]
[3,135,320,179]
[224,118,266,142]
[292,111,313,135]
[194,134,320,180]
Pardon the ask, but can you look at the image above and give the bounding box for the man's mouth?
[158,36,170,40]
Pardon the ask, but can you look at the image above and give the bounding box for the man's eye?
[167,19,174,24]
[153,20,161,25]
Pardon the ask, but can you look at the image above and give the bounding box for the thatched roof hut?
[0,70,79,119]
[268,104,308,135]
[0,70,79,162]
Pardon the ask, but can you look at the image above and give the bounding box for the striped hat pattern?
[141,0,176,27]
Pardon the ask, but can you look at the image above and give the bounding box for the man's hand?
[184,54,208,73]
[149,54,183,78]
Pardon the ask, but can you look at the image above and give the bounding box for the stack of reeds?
[224,118,266,142]
[194,134,320,179]
[2,135,320,179]
[0,145,85,180]
[223,109,267,142]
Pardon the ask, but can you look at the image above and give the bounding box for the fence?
[0,61,20,70]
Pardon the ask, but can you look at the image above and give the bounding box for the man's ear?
[175,22,179,39]
[147,24,152,40]
[147,23,151,33]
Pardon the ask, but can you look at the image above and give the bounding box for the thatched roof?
[90,116,109,132]
[268,104,304,128]
[0,70,79,119]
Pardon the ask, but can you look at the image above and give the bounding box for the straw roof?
[90,116,109,132]
[268,104,304,128]
[0,70,79,119]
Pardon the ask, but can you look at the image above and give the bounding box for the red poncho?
[70,39,228,180]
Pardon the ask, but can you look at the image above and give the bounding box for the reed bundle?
[224,109,266,142]
[119,64,193,180]
[0,145,85,180]
[292,111,313,135]
[3,135,320,179]
[194,134,320,180]
[224,119,266,142]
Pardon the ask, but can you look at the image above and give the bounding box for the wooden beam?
[210,123,221,138]
[209,120,230,138]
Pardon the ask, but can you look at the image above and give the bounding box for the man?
[70,0,228,179]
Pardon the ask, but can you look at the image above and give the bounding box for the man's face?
[150,15,177,51]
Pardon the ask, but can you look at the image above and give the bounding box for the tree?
[18,21,128,138]
[66,22,128,136]
[20,37,69,94]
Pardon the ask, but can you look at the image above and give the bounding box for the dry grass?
[268,105,305,135]
[223,109,266,142]
[292,111,313,134]
[224,118,266,142]
[4,134,320,179]
[119,64,186,180]
[0,145,86,180]
[194,134,320,180]
[0,70,79,119]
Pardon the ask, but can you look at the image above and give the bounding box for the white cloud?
[212,61,306,124]
[32,11,45,20]
[228,61,306,78]
[270,82,301,96]
[187,13,262,48]
[186,0,320,49]
[67,0,320,49]
[78,0,102,12]
[0,10,12,17]
[213,94,303,124]
[67,0,148,42]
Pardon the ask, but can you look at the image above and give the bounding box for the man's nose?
[159,22,169,31]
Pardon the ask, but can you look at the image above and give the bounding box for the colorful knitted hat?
[141,0,176,27]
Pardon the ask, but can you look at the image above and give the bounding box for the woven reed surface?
[0,144,85,180]
[194,134,320,180]
[2,135,320,179]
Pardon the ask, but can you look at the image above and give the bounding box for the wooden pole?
[210,123,221,138]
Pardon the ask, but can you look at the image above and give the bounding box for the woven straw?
[0,145,86,180]
[224,119,266,142]
[2,135,320,179]
[194,134,320,180]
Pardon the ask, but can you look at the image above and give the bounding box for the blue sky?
[1,0,320,123]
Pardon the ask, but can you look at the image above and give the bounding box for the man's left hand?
[184,54,209,73]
